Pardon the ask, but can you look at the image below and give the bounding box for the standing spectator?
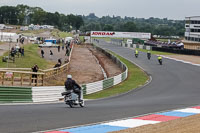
[32,64,39,83]
[67,42,70,48]
[50,50,53,59]
[58,58,62,65]
[58,45,60,52]
[65,48,69,56]
[18,47,22,57]
[21,47,24,56]
[41,49,44,58]
[62,45,64,50]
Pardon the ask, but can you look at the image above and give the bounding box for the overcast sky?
[0,0,199,20]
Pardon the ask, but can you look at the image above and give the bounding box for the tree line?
[0,5,84,31]
[0,5,185,36]
[80,13,185,36]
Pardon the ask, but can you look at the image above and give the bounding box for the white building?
[0,32,19,42]
[0,24,6,30]
[184,16,200,50]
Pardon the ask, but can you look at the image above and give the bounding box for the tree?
[103,24,114,31]
[123,22,137,32]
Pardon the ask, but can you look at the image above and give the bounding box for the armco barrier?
[0,44,128,103]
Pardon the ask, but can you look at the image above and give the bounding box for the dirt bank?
[46,44,123,86]
[88,45,123,78]
[67,44,104,84]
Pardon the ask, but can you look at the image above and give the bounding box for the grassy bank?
[51,30,73,38]
[0,44,54,69]
[17,29,47,36]
[136,48,175,55]
[84,52,148,99]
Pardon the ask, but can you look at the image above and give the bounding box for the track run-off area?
[0,41,200,133]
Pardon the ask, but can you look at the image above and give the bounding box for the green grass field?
[17,29,47,35]
[0,44,54,69]
[79,36,84,42]
[84,51,149,99]
[136,48,175,55]
[51,30,73,38]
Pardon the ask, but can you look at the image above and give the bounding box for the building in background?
[184,16,200,50]
[0,32,19,42]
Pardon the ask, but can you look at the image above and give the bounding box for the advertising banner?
[91,31,151,39]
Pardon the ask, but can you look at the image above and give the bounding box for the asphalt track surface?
[1,41,200,133]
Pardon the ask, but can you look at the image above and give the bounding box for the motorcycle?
[147,53,151,60]
[147,55,151,60]
[135,53,138,58]
[61,90,84,108]
[158,59,162,65]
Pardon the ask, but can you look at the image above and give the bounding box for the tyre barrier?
[109,39,152,50]
[121,43,152,51]
[0,86,32,103]
[0,45,128,103]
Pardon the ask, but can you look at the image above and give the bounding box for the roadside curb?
[38,105,200,133]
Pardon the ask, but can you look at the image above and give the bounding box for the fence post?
[12,73,14,86]
[36,74,38,86]
[42,75,44,86]
[29,74,32,86]
[21,74,23,86]
[2,72,5,85]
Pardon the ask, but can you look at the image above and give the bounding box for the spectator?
[50,50,53,59]
[65,48,69,56]
[18,47,22,56]
[58,58,62,65]
[54,63,60,68]
[32,64,39,83]
[41,49,44,58]
[58,45,60,52]
[62,45,64,50]
[21,47,24,56]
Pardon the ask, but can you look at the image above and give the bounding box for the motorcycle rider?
[157,55,163,65]
[147,51,151,59]
[135,49,139,58]
[65,75,82,101]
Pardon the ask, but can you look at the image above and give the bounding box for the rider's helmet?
[67,74,72,79]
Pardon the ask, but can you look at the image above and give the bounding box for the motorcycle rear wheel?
[79,100,85,107]
[69,101,74,108]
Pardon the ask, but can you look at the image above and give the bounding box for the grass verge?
[84,51,149,99]
[51,30,73,38]
[0,44,54,69]
[17,29,47,36]
[136,48,175,55]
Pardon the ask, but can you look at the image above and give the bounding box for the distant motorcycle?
[135,53,138,58]
[147,52,151,60]
[61,90,84,108]
[147,55,151,60]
